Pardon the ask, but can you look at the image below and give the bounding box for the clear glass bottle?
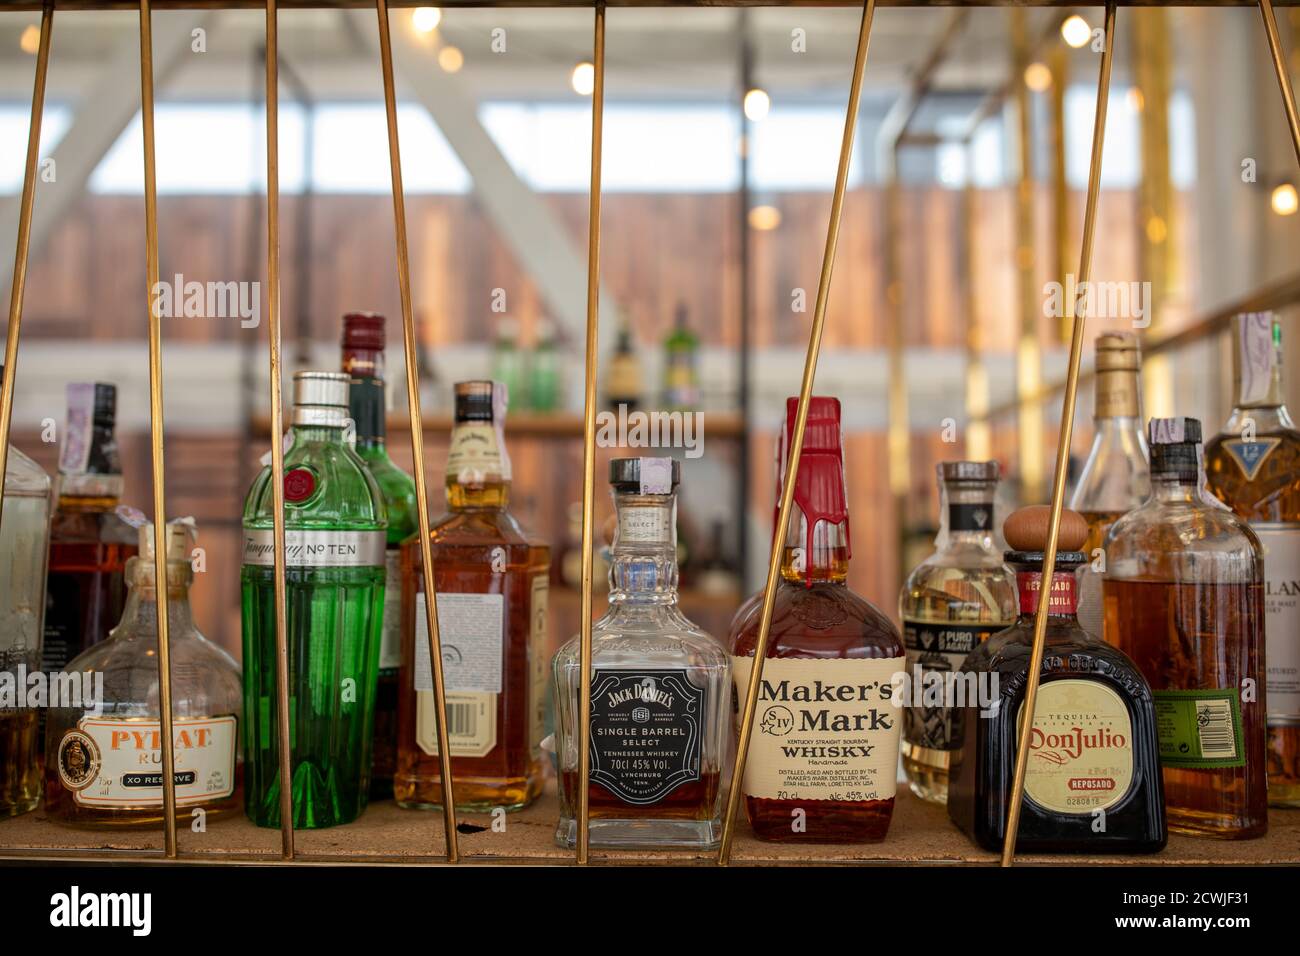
[899,461,1017,805]
[1,430,52,818]
[45,515,241,827]
[553,457,730,849]
[662,303,700,411]
[396,381,550,813]
[730,397,904,843]
[44,383,137,676]
[1070,332,1150,639]
[241,371,388,829]
[948,506,1166,853]
[1105,417,1268,838]
[1205,313,1300,808]
[342,312,417,801]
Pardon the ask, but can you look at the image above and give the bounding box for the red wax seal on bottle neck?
[780,396,850,564]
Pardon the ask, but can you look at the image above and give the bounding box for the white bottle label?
[58,715,237,809]
[413,592,505,759]
[379,550,403,671]
[241,529,386,568]
[1254,523,1300,725]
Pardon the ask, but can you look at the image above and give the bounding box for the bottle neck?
[1013,565,1080,622]
[1225,404,1294,432]
[609,491,678,605]
[348,376,387,451]
[938,480,998,550]
[117,559,196,635]
[447,479,509,511]
[1094,367,1141,420]
[290,421,347,444]
[780,510,849,585]
[1151,473,1200,503]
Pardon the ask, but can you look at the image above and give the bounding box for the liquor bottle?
[553,457,731,848]
[604,325,643,412]
[730,396,904,843]
[396,381,549,812]
[528,319,562,413]
[947,505,1166,853]
[44,383,137,676]
[490,318,525,411]
[0,413,52,818]
[241,371,388,829]
[1205,313,1300,808]
[899,461,1016,805]
[46,515,241,826]
[662,303,700,410]
[1106,417,1268,838]
[1070,332,1150,639]
[342,312,417,801]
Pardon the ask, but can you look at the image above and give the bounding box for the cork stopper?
[1003,505,1088,553]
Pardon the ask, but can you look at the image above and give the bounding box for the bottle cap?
[454,380,505,423]
[1232,312,1283,407]
[780,395,850,558]
[116,507,196,564]
[938,460,999,483]
[1004,505,1088,553]
[1148,416,1202,479]
[293,371,350,408]
[610,457,680,494]
[341,312,385,352]
[1095,331,1141,372]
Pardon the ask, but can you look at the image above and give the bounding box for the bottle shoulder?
[1104,495,1264,580]
[731,580,902,659]
[424,508,548,550]
[244,438,386,528]
[1204,424,1300,522]
[966,621,1153,697]
[900,552,1017,621]
[555,608,727,669]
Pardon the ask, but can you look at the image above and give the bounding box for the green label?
[1153,690,1245,768]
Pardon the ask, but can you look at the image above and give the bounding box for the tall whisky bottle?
[1,414,52,818]
[1205,313,1300,808]
[1105,417,1268,837]
[730,396,905,843]
[553,458,731,849]
[948,506,1166,853]
[899,461,1016,805]
[241,372,388,829]
[46,516,241,827]
[1070,332,1150,639]
[396,381,549,812]
[342,312,417,800]
[44,383,137,675]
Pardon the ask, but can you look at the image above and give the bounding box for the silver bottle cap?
[293,371,350,427]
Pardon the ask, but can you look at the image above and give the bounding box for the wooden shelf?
[250,412,746,440]
[4,788,1297,866]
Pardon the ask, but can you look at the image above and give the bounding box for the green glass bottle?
[342,312,418,800]
[241,371,388,829]
[662,303,699,410]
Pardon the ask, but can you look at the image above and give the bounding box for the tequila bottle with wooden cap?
[1205,313,1300,808]
[241,371,388,828]
[553,457,731,849]
[948,505,1166,852]
[1107,417,1268,838]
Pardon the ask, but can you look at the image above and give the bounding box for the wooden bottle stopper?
[1003,505,1088,552]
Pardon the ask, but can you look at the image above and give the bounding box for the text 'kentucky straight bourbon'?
[731,397,905,843]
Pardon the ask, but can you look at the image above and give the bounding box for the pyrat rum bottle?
[396,381,549,812]
[947,506,1166,853]
[46,516,241,826]
[899,461,1016,804]
[0,399,52,818]
[44,383,137,675]
[241,372,388,828]
[730,396,905,843]
[1106,417,1268,838]
[1070,332,1149,639]
[1205,313,1300,808]
[342,312,417,800]
[553,458,731,849]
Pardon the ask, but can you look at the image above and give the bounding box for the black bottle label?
[902,621,1003,750]
[948,503,995,533]
[588,669,703,805]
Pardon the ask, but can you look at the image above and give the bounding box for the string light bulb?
[743,88,771,122]
[1024,62,1052,92]
[571,62,595,96]
[748,205,782,231]
[1061,15,1091,49]
[1272,183,1299,216]
[439,45,464,73]
[20,24,40,55]
[412,7,442,34]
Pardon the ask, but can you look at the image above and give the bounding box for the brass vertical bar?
[719,0,876,866]
[1261,0,1300,168]
[375,0,459,863]
[0,3,52,531]
[576,0,606,867]
[885,159,908,553]
[138,0,179,859]
[264,0,295,860]
[1001,0,1116,869]
[1011,8,1043,505]
[1049,43,1069,345]
[961,148,991,462]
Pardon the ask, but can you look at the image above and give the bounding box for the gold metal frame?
[1261,0,1300,164]
[719,0,877,865]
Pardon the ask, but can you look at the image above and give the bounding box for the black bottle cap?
[610,457,680,494]
[453,381,497,423]
[1148,417,1201,479]
[85,383,117,427]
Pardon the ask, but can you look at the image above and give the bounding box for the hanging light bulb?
[20,24,40,55]
[748,205,782,231]
[1272,183,1299,216]
[743,88,771,122]
[412,7,442,34]
[1024,62,1052,93]
[439,45,464,73]
[571,62,595,96]
[1061,15,1091,49]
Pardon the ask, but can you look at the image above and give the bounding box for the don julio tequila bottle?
[1107,418,1268,838]
[948,506,1166,853]
[730,397,905,843]
[1205,313,1300,807]
[46,516,241,826]
[241,372,387,828]
[899,461,1016,805]
[553,458,731,849]
[1,411,52,818]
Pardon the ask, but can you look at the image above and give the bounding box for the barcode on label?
[447,702,477,740]
[1196,699,1238,759]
